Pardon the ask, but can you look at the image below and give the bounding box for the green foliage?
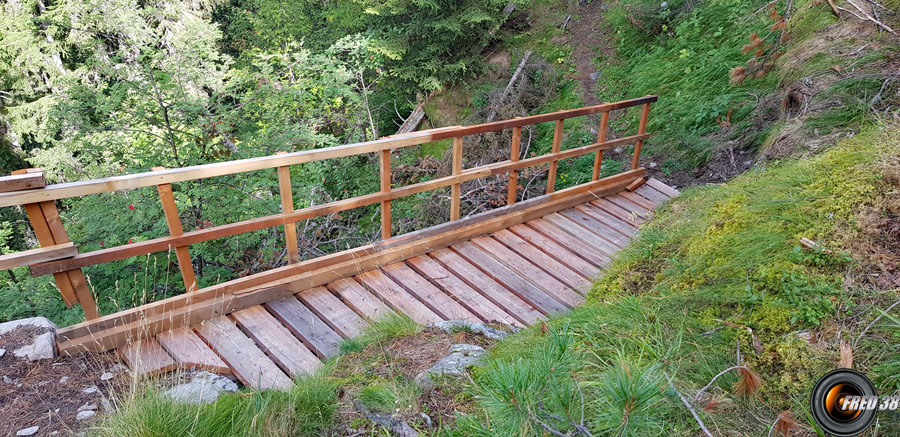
[591,353,669,436]
[339,313,422,354]
[95,374,338,436]
[357,378,421,413]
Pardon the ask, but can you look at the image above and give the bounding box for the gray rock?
[2,375,12,384]
[415,344,486,389]
[16,426,39,436]
[354,400,419,437]
[75,410,96,421]
[83,385,98,394]
[0,317,57,336]
[588,72,601,80]
[13,331,57,361]
[648,162,658,168]
[0,348,6,357]
[164,371,239,405]
[99,372,114,381]
[59,376,69,384]
[429,320,513,340]
[77,403,98,412]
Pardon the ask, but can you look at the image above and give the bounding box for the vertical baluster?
[275,153,299,264]
[631,102,651,169]
[12,169,99,319]
[507,127,522,205]
[592,111,610,180]
[546,119,564,193]
[153,167,198,293]
[450,137,463,220]
[380,149,391,240]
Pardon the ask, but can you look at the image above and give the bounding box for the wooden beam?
[0,96,656,208]
[153,167,197,293]
[592,111,609,180]
[546,119,564,193]
[33,133,648,277]
[56,168,645,353]
[275,154,299,264]
[507,126,521,205]
[626,177,646,191]
[450,137,463,220]
[38,201,99,320]
[0,172,45,193]
[632,102,651,170]
[0,242,76,271]
[380,149,391,240]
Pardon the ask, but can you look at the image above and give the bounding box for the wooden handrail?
[5,95,656,322]
[0,96,656,208]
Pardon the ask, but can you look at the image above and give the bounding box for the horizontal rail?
[29,133,648,276]
[0,242,75,270]
[0,172,45,193]
[0,96,655,208]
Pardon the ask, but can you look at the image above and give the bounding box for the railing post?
[275,153,300,264]
[546,119,564,193]
[507,127,522,205]
[631,102,651,169]
[152,167,198,293]
[592,111,610,180]
[12,169,100,319]
[450,137,463,220]
[380,149,392,240]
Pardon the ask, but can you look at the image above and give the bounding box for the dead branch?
[825,0,841,16]
[836,0,895,32]
[486,50,533,123]
[666,374,715,437]
[694,366,752,404]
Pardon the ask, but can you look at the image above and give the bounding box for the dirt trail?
[563,1,616,107]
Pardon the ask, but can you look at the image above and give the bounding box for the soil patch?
[0,348,124,436]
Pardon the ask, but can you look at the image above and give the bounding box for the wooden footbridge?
[0,96,678,389]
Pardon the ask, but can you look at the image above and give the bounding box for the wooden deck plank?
[355,270,443,325]
[575,204,637,236]
[298,286,368,338]
[507,224,599,277]
[195,317,293,390]
[382,262,480,322]
[231,305,322,376]
[327,278,394,322]
[645,178,680,198]
[471,236,584,306]
[543,213,619,256]
[558,208,630,248]
[406,255,523,327]
[157,327,230,374]
[118,338,177,377]
[430,248,543,325]
[525,218,611,267]
[265,296,343,359]
[491,229,591,292]
[589,198,648,225]
[634,184,670,205]
[618,192,656,211]
[451,241,569,314]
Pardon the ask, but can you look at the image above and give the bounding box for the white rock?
[648,162,658,168]
[16,426,39,436]
[99,372,114,381]
[0,317,57,336]
[83,385,98,394]
[13,331,57,361]
[0,348,5,357]
[77,403,98,412]
[164,371,239,405]
[59,376,69,384]
[2,375,12,384]
[75,410,96,421]
[415,344,486,389]
[430,320,513,340]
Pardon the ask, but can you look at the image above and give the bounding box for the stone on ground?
[75,410,96,421]
[0,317,56,336]
[414,344,486,389]
[429,320,512,340]
[13,331,57,361]
[16,426,39,436]
[164,371,239,405]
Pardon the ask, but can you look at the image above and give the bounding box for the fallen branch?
[486,50,533,123]
[825,0,841,16]
[694,366,752,404]
[854,296,900,346]
[666,374,715,437]
[836,0,895,33]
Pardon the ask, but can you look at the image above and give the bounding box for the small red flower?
[128,204,135,210]
[128,238,133,244]
[99,241,104,247]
